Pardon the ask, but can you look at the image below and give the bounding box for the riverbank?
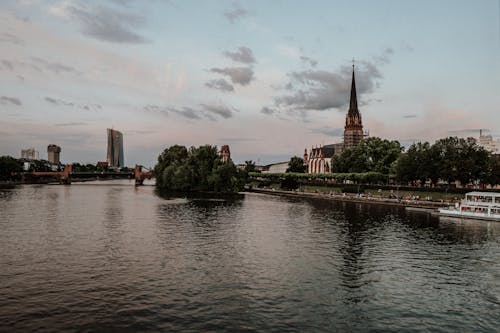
[248,187,448,210]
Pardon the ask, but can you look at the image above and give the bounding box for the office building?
[106,128,124,168]
[21,148,39,160]
[47,144,61,164]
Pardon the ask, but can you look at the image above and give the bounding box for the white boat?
[437,191,500,221]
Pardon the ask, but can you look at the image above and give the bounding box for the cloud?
[260,107,275,115]
[44,96,74,106]
[224,3,249,23]
[224,46,255,64]
[300,55,318,67]
[32,57,80,75]
[205,78,234,92]
[1,60,14,70]
[310,127,344,137]
[272,61,383,112]
[143,105,202,120]
[54,122,88,127]
[447,128,484,136]
[144,103,235,120]
[0,96,22,106]
[210,66,254,85]
[49,3,148,43]
[403,114,417,118]
[200,103,236,119]
[0,32,23,45]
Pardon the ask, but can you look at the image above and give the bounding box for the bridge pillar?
[135,165,143,186]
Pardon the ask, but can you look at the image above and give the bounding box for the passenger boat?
[437,191,500,221]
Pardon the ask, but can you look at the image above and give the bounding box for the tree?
[244,160,256,173]
[331,137,403,174]
[287,156,306,173]
[0,156,22,181]
[155,145,245,193]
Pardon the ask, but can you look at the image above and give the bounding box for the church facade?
[304,65,365,174]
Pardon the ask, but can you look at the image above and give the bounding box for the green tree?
[244,160,256,173]
[332,137,403,174]
[155,145,244,193]
[287,156,307,173]
[0,156,22,181]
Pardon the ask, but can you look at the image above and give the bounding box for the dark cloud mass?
[210,67,254,85]
[224,46,255,64]
[224,3,249,23]
[0,96,22,106]
[205,79,234,92]
[272,61,382,112]
[63,4,148,43]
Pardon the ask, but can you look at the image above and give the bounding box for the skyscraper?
[106,128,124,168]
[21,148,39,160]
[47,144,61,164]
[343,65,364,149]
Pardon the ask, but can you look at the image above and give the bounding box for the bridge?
[26,165,154,186]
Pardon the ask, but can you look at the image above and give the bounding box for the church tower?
[343,65,364,149]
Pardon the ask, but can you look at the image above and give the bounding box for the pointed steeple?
[348,64,359,116]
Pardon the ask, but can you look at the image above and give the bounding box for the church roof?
[348,65,359,117]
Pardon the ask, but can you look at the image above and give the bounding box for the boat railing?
[461,199,498,207]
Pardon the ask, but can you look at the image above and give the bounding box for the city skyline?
[1,0,499,166]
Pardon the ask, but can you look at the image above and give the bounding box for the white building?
[263,161,289,174]
[479,130,499,154]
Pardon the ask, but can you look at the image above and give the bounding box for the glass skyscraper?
[106,128,124,168]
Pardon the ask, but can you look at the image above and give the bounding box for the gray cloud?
[310,127,343,137]
[0,96,22,106]
[44,96,74,106]
[272,61,383,112]
[54,122,88,127]
[403,114,417,119]
[260,107,275,115]
[373,47,394,65]
[144,103,235,120]
[300,55,318,67]
[224,46,255,64]
[144,105,201,120]
[200,103,235,119]
[224,3,249,23]
[32,57,80,75]
[205,79,234,92]
[0,32,23,45]
[447,129,484,136]
[210,66,254,86]
[61,4,148,43]
[1,60,14,70]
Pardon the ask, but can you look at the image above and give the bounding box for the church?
[304,65,365,174]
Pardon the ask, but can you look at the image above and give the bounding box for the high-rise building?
[47,144,61,164]
[343,65,364,149]
[21,148,39,160]
[106,128,124,168]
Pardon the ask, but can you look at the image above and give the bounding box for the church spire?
[348,63,358,115]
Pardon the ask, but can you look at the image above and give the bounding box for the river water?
[0,181,499,332]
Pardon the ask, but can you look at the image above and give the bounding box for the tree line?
[281,136,500,186]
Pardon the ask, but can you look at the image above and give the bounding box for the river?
[0,180,499,332]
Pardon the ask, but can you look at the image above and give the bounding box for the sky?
[1,0,499,166]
